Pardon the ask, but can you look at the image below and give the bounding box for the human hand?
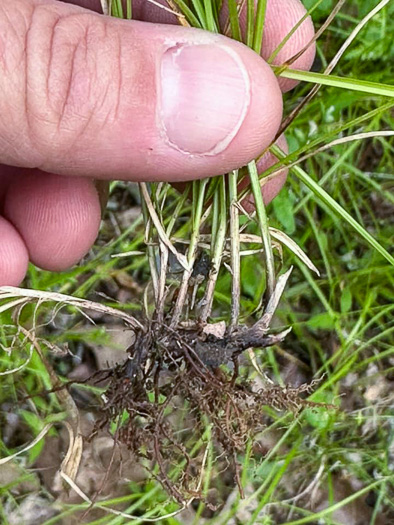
[0,0,315,286]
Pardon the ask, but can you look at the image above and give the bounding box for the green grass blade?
[271,145,394,266]
[267,0,324,63]
[111,0,123,18]
[285,478,388,525]
[171,0,202,27]
[227,0,242,41]
[189,0,208,28]
[246,0,255,48]
[248,160,276,296]
[271,67,394,97]
[126,0,132,19]
[252,0,267,54]
[203,0,218,32]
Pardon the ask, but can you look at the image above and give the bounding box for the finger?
[64,0,178,23]
[0,216,29,286]
[136,0,316,93]
[71,0,315,93]
[0,166,14,203]
[0,169,24,285]
[3,171,101,271]
[257,134,288,204]
[1,0,282,181]
[261,0,315,92]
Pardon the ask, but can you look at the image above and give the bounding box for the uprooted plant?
[5,0,394,514]
[86,147,331,501]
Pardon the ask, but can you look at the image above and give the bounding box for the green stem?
[252,0,267,55]
[248,160,276,298]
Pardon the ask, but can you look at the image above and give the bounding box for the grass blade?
[272,67,394,97]
[252,0,267,54]
[227,0,242,41]
[271,145,394,266]
[248,160,276,296]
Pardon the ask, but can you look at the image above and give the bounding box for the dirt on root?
[87,318,328,505]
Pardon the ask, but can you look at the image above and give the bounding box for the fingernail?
[160,44,250,155]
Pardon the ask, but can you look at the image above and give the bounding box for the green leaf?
[28,439,45,464]
[271,67,394,98]
[340,287,353,313]
[241,256,264,299]
[306,312,336,330]
[19,411,47,463]
[20,410,43,434]
[304,392,336,430]
[272,188,296,234]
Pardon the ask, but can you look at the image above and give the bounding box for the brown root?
[89,319,331,504]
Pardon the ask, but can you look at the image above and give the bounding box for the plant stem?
[140,184,159,307]
[248,160,276,298]
[199,175,227,322]
[170,179,209,327]
[228,170,241,327]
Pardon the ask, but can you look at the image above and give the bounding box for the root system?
[90,318,326,504]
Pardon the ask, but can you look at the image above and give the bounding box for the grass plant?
[0,0,393,523]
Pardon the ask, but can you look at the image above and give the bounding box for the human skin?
[0,0,315,285]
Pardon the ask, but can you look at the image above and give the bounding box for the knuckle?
[0,1,37,164]
[25,6,121,157]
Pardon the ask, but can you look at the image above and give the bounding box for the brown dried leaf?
[60,421,83,483]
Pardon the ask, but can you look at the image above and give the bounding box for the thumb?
[0,0,283,182]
